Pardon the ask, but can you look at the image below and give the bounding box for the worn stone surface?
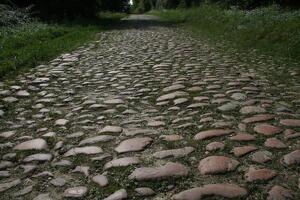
[14,138,48,151]
[230,133,256,141]
[0,14,300,199]
[23,153,52,162]
[172,184,247,200]
[233,146,257,157]
[245,166,277,182]
[0,179,21,192]
[251,150,273,163]
[281,150,300,166]
[103,189,127,200]
[267,185,294,200]
[104,157,140,169]
[115,137,153,153]
[33,193,52,200]
[194,129,233,140]
[50,177,66,187]
[63,186,88,198]
[198,156,239,175]
[205,142,225,151]
[63,146,103,157]
[153,147,195,159]
[264,138,287,149]
[280,119,300,127]
[254,124,282,136]
[92,175,109,187]
[129,162,188,181]
[135,187,155,196]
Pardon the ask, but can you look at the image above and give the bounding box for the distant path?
[0,14,300,200]
[124,14,160,20]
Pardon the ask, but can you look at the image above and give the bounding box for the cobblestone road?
[1,15,300,200]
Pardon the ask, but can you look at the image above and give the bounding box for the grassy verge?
[0,12,126,78]
[150,5,300,64]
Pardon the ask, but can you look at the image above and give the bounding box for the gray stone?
[0,179,21,192]
[135,187,155,196]
[79,135,115,146]
[153,147,195,159]
[129,162,188,181]
[14,138,48,151]
[103,189,127,200]
[23,153,52,162]
[115,137,153,153]
[64,186,88,198]
[50,177,66,187]
[63,146,103,157]
[92,175,109,187]
[104,157,140,169]
[33,193,52,200]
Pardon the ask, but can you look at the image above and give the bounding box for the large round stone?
[198,156,239,175]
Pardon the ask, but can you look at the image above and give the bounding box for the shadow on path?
[110,14,177,30]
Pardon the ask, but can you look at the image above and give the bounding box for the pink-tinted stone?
[100,126,123,134]
[23,153,52,162]
[14,138,48,151]
[172,184,247,200]
[72,166,89,177]
[245,166,277,182]
[162,84,185,92]
[63,186,87,198]
[115,137,153,153]
[280,119,300,127]
[129,162,188,181]
[282,150,300,166]
[254,124,282,136]
[267,185,294,200]
[230,133,256,141]
[251,151,273,163]
[242,114,275,124]
[240,106,266,115]
[103,189,127,200]
[194,129,233,140]
[0,179,21,192]
[233,146,257,157]
[92,175,108,187]
[264,138,287,149]
[135,187,155,196]
[205,142,225,151]
[157,91,189,101]
[153,147,195,159]
[160,134,183,141]
[103,157,140,169]
[63,146,103,157]
[238,123,247,132]
[198,156,239,175]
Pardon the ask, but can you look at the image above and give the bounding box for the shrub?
[0,4,32,26]
[4,0,130,20]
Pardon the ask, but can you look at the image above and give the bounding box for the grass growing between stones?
[150,4,300,66]
[0,12,126,78]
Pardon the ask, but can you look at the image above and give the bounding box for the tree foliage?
[3,0,130,20]
[133,0,300,12]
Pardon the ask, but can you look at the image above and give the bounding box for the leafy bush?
[0,4,32,26]
[134,0,300,11]
[4,0,129,20]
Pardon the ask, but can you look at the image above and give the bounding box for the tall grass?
[151,5,300,63]
[0,12,126,78]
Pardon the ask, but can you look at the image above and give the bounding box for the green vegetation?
[0,12,126,78]
[151,4,300,63]
[3,0,130,19]
[133,0,300,13]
